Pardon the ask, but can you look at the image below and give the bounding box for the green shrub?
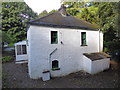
[8,43,14,47]
[104,39,120,53]
[1,56,14,63]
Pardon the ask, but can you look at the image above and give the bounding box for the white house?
[15,5,110,80]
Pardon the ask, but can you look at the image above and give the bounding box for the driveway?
[2,61,119,88]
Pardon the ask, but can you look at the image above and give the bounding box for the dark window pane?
[17,45,22,55]
[22,45,27,54]
[51,31,58,44]
[81,32,86,45]
[52,60,58,68]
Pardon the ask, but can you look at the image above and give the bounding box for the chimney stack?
[58,4,68,16]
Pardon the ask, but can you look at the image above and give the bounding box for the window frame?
[51,31,58,44]
[52,60,60,71]
[16,45,27,55]
[81,32,87,46]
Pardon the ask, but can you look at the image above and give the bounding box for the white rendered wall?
[91,58,110,74]
[15,55,28,61]
[83,55,92,73]
[27,27,31,73]
[99,31,103,52]
[27,25,101,79]
[83,56,110,74]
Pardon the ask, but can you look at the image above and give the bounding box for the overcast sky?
[24,0,61,14]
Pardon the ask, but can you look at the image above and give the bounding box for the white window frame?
[49,29,59,44]
[51,59,60,71]
[17,45,27,55]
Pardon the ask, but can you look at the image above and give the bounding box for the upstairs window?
[17,45,27,55]
[51,31,58,44]
[81,32,87,46]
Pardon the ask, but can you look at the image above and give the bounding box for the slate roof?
[83,52,111,61]
[29,5,99,30]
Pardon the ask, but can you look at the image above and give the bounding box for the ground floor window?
[52,60,60,71]
[17,45,27,55]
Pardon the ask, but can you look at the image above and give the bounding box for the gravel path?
[2,61,119,88]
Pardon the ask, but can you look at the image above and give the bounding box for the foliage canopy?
[2,2,38,43]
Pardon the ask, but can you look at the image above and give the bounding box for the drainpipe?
[48,48,57,74]
[99,29,101,52]
[49,48,57,58]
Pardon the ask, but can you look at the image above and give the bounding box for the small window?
[51,31,58,44]
[17,45,27,55]
[81,32,87,46]
[52,60,60,71]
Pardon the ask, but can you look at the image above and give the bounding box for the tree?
[48,10,57,14]
[2,31,13,44]
[66,8,79,16]
[38,10,48,17]
[64,2,99,24]
[2,2,38,43]
[64,2,82,16]
[76,6,99,24]
[98,2,120,52]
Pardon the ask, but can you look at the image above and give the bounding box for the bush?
[8,43,14,47]
[104,39,120,53]
[1,56,14,63]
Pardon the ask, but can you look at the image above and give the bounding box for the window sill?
[43,70,50,73]
[52,68,60,71]
[17,54,27,55]
[51,43,58,44]
[81,45,88,46]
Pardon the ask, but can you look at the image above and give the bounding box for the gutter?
[28,22,99,31]
[99,29,102,52]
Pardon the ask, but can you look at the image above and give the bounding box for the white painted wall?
[15,55,28,61]
[99,31,103,52]
[27,25,102,79]
[91,58,110,74]
[83,55,91,73]
[83,55,110,74]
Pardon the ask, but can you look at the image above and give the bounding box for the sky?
[24,0,61,14]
